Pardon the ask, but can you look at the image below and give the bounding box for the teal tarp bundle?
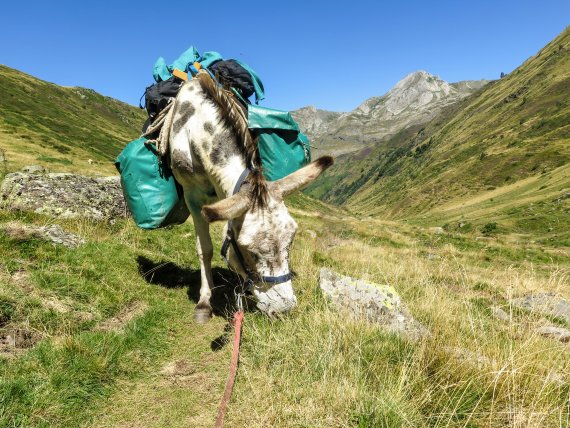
[248,105,311,181]
[153,46,265,103]
[115,138,189,229]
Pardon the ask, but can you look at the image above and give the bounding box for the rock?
[446,346,495,369]
[426,253,440,260]
[21,165,47,174]
[491,306,510,322]
[555,191,570,203]
[0,172,127,220]
[295,72,489,144]
[511,293,570,324]
[318,268,428,340]
[535,326,570,343]
[305,229,317,239]
[290,106,343,140]
[40,225,86,248]
[431,227,444,234]
[2,222,85,248]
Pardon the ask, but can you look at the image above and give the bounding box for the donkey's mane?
[196,70,268,208]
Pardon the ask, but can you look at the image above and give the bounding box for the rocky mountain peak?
[354,71,456,117]
[394,70,443,87]
[292,70,491,156]
[290,106,343,140]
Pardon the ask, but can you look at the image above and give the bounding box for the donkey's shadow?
[136,255,255,319]
[136,255,257,351]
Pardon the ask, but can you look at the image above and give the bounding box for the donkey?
[167,77,333,322]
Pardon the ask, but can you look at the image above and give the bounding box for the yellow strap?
[172,68,188,81]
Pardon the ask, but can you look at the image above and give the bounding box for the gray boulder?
[21,165,48,174]
[491,306,510,322]
[0,170,127,220]
[319,268,427,340]
[2,222,85,248]
[535,325,570,343]
[511,293,570,324]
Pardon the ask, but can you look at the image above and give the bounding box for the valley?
[0,26,568,428]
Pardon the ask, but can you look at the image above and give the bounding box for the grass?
[1,35,569,426]
[308,26,570,237]
[0,194,568,427]
[0,65,146,175]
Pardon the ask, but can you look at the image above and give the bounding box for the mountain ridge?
[0,64,146,175]
[292,71,490,156]
[306,26,570,240]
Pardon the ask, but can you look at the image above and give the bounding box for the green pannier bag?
[247,104,311,181]
[115,137,189,229]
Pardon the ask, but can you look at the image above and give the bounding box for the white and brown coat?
[168,78,332,321]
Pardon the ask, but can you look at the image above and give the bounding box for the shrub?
[481,222,498,236]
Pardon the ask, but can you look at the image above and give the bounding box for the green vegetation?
[307,27,570,244]
[0,65,146,175]
[0,203,568,427]
[0,27,569,428]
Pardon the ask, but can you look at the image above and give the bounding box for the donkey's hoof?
[194,307,212,324]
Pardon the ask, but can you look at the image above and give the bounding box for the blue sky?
[1,1,568,112]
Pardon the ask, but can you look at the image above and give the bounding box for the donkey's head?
[201,156,333,316]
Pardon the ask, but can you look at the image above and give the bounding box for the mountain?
[332,72,488,140]
[289,105,342,139]
[307,27,570,239]
[291,72,489,156]
[0,65,147,174]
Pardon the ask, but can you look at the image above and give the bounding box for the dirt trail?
[90,309,232,428]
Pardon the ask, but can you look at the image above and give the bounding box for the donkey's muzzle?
[252,281,297,316]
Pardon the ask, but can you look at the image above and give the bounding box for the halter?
[220,168,293,292]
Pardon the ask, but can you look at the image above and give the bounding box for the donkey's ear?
[201,193,252,223]
[271,156,334,198]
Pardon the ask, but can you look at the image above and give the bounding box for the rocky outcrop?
[535,325,570,343]
[510,294,570,345]
[511,293,570,324]
[0,167,127,220]
[1,222,85,248]
[328,72,489,142]
[291,71,490,155]
[290,106,343,140]
[319,268,427,340]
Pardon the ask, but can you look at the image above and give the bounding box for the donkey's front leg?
[190,210,214,323]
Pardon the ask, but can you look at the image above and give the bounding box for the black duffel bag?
[210,59,255,100]
[140,76,184,132]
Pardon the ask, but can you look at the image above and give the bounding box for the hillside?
[1,191,569,426]
[0,65,147,174]
[0,53,569,426]
[291,72,489,156]
[289,105,342,140]
[331,72,488,142]
[307,27,570,241]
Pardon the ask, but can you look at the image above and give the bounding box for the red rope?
[215,310,244,428]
